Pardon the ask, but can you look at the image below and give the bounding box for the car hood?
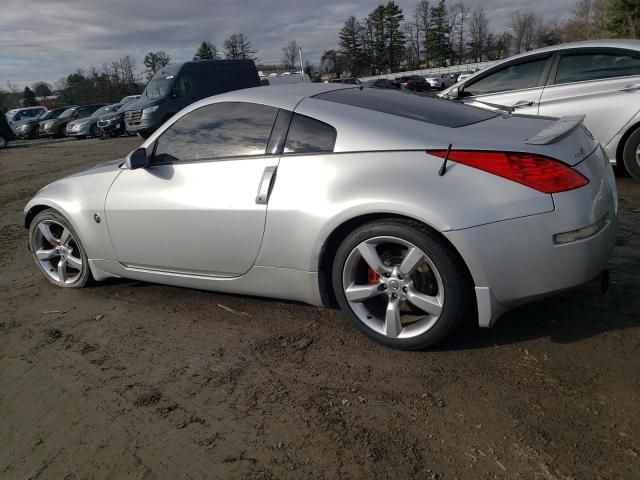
[124,97,163,111]
[68,116,99,127]
[99,111,123,121]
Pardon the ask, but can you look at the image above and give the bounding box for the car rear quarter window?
[315,87,497,128]
[154,102,279,162]
[284,114,336,154]
[463,56,550,96]
[555,51,640,84]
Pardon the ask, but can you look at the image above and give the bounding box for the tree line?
[321,0,640,77]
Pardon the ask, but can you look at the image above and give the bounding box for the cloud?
[0,0,576,88]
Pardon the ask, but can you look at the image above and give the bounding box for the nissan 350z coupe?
[24,85,618,350]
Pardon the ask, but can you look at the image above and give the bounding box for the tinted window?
[464,57,549,96]
[154,102,279,162]
[284,114,336,154]
[315,87,498,128]
[555,51,640,84]
[176,74,194,97]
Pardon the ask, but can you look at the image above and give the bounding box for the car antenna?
[438,144,453,177]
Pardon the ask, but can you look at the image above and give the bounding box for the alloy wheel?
[32,220,84,285]
[342,236,445,340]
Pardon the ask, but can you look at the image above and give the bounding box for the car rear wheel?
[332,219,472,350]
[90,125,100,138]
[29,209,92,288]
[623,127,640,181]
[0,136,6,149]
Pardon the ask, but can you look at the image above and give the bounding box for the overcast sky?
[0,0,576,89]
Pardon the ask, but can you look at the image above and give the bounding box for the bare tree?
[415,0,431,67]
[450,2,469,64]
[223,33,257,60]
[562,0,609,41]
[281,40,299,70]
[510,10,539,53]
[469,7,489,62]
[144,51,171,80]
[320,49,343,77]
[118,55,138,85]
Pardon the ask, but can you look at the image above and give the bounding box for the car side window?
[176,74,194,97]
[154,102,279,163]
[284,114,337,154]
[464,57,550,96]
[555,51,640,84]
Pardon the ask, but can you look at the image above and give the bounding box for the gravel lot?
[1,137,639,479]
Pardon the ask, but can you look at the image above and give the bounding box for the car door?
[537,48,640,148]
[105,101,286,277]
[459,53,554,114]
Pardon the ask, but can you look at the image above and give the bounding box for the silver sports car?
[24,84,618,349]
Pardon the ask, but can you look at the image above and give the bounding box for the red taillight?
[426,150,589,194]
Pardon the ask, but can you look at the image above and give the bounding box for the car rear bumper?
[444,148,618,327]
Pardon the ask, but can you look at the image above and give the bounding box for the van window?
[176,74,194,97]
[555,51,640,84]
[154,102,279,162]
[463,57,550,96]
[284,114,336,153]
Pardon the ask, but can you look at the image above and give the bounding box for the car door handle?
[619,83,640,92]
[255,166,277,205]
[512,100,535,108]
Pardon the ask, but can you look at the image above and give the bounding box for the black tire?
[28,209,92,288]
[332,219,473,350]
[622,127,640,181]
[90,124,100,138]
[137,130,151,139]
[0,136,6,149]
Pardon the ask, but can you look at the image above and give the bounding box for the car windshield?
[59,108,77,118]
[144,77,174,99]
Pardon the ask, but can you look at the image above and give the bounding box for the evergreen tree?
[425,0,451,67]
[193,41,219,61]
[608,0,640,38]
[32,82,52,98]
[384,1,405,72]
[22,87,37,107]
[339,16,365,76]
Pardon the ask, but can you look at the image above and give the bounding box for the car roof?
[498,39,640,62]
[193,83,356,111]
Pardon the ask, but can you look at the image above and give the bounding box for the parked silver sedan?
[442,40,640,180]
[24,84,618,349]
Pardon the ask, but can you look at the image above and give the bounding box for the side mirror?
[125,147,148,170]
[448,86,461,98]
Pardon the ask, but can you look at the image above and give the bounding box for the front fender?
[24,162,123,261]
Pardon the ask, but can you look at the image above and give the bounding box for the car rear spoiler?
[525,115,586,145]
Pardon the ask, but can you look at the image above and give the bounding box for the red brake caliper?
[367,268,379,285]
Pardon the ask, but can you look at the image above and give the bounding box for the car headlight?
[143,106,159,114]
[17,124,29,132]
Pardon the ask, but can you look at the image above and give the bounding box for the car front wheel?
[332,219,473,350]
[29,209,92,288]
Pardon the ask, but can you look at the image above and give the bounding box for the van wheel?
[623,127,640,181]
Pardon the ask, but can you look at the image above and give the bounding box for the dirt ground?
[0,136,639,480]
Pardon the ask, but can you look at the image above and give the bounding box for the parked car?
[5,106,48,134]
[330,78,362,85]
[120,95,141,104]
[456,70,476,82]
[396,75,430,91]
[24,84,616,350]
[364,79,401,89]
[424,74,456,90]
[15,107,70,139]
[41,105,105,138]
[124,59,260,138]
[97,102,134,137]
[66,103,123,138]
[261,72,312,85]
[0,112,15,148]
[441,39,640,179]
